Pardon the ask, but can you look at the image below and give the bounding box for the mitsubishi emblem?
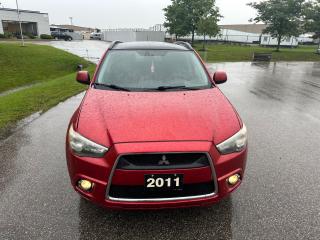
[158,155,170,165]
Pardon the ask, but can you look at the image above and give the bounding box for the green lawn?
[195,44,320,62]
[0,43,95,137]
[0,43,90,93]
[0,66,95,132]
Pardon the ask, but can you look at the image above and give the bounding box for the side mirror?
[213,71,227,84]
[76,71,90,85]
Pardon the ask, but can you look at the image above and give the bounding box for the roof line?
[0,8,48,15]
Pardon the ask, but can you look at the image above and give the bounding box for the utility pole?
[15,0,25,46]
[69,17,73,26]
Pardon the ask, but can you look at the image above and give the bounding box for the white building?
[260,35,298,47]
[297,33,316,44]
[102,29,165,42]
[211,29,261,43]
[0,8,50,37]
[151,23,302,47]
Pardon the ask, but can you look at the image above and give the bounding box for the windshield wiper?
[155,85,201,91]
[94,83,131,92]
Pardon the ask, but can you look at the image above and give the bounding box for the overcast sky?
[0,0,259,29]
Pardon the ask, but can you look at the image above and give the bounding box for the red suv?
[66,41,247,209]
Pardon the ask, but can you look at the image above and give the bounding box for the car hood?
[76,88,241,146]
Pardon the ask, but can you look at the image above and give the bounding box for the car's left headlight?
[68,125,109,157]
[216,124,247,155]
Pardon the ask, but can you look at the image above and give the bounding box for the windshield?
[95,50,211,91]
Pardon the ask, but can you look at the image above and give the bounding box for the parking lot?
[0,41,320,239]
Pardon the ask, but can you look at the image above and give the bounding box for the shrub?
[0,33,5,38]
[3,32,13,39]
[40,34,53,39]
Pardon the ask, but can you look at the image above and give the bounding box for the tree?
[304,0,320,48]
[163,1,190,40]
[248,0,306,51]
[164,0,221,45]
[197,15,220,50]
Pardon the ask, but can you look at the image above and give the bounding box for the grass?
[0,43,90,93]
[0,43,95,137]
[0,65,95,134]
[195,44,320,62]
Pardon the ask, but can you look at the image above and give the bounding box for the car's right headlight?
[68,125,108,158]
[216,124,247,155]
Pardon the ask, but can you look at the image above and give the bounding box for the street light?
[15,0,25,46]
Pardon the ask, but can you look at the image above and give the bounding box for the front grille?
[109,182,215,199]
[116,153,210,170]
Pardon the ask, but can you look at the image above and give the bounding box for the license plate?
[144,174,183,190]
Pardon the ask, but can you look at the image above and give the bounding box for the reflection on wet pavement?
[1,42,320,239]
[43,40,111,64]
[208,62,320,120]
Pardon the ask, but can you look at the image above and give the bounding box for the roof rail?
[109,40,123,49]
[174,41,193,50]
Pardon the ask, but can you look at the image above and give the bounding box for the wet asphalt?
[1,41,320,240]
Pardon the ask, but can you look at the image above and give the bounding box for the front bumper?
[66,141,247,209]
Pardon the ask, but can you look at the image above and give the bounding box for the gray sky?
[0,0,259,29]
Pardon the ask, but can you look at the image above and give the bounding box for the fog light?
[227,174,240,185]
[78,179,93,191]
